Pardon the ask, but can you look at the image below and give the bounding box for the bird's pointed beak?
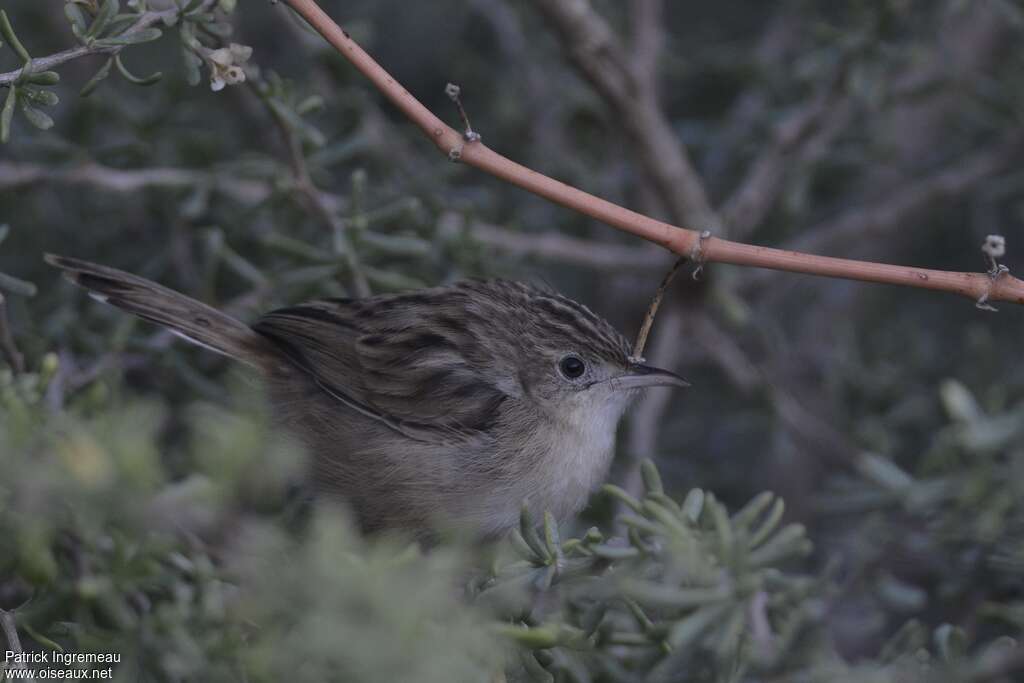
[611,363,690,390]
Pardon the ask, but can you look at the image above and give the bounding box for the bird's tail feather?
[45,254,266,365]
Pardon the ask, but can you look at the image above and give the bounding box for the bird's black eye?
[559,355,586,379]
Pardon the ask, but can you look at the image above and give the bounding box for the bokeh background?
[2,1,1024,681]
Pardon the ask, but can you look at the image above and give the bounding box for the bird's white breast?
[532,396,624,520]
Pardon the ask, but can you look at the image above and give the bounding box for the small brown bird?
[46,255,687,537]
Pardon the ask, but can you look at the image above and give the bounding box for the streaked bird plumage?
[46,254,687,537]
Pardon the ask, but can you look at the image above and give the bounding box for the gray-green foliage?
[479,472,816,682]
[0,362,503,682]
[3,359,1021,681]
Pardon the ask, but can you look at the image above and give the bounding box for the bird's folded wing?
[252,298,507,444]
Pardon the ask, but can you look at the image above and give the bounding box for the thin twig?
[0,608,26,673]
[0,4,210,86]
[261,85,371,297]
[279,0,1024,308]
[0,292,24,374]
[631,257,686,361]
[444,83,480,142]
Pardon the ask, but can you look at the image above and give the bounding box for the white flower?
[207,43,253,92]
[982,234,1006,260]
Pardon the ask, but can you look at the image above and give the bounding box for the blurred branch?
[281,0,1024,308]
[789,135,1022,257]
[466,217,665,269]
[691,312,860,469]
[531,0,717,231]
[628,0,662,91]
[0,292,24,374]
[0,608,26,673]
[703,9,802,185]
[262,87,371,297]
[0,158,660,272]
[741,133,1023,293]
[689,313,762,394]
[0,160,276,205]
[719,75,850,240]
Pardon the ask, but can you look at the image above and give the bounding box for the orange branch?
[282,0,1024,308]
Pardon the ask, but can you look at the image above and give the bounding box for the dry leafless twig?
[280,0,1024,308]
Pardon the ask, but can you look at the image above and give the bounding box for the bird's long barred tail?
[45,254,265,365]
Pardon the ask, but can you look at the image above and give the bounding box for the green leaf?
[542,512,561,562]
[940,379,983,423]
[709,499,734,558]
[0,270,38,297]
[203,21,233,37]
[85,0,119,40]
[622,579,731,610]
[94,27,162,47]
[667,602,733,650]
[602,484,643,513]
[509,529,538,561]
[182,47,202,87]
[21,86,59,107]
[588,544,639,560]
[296,94,324,115]
[0,10,31,64]
[19,99,54,131]
[855,452,915,492]
[80,57,113,97]
[648,492,684,517]
[623,598,654,633]
[65,3,88,40]
[519,505,550,562]
[114,54,162,85]
[495,623,563,650]
[748,498,785,549]
[711,607,746,661]
[1,85,16,143]
[748,524,809,567]
[641,498,689,536]
[681,488,705,524]
[934,624,967,662]
[880,619,927,663]
[731,491,774,532]
[265,97,326,147]
[618,513,661,535]
[357,231,431,258]
[104,14,138,35]
[25,71,60,86]
[518,651,554,683]
[21,624,64,654]
[640,459,663,494]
